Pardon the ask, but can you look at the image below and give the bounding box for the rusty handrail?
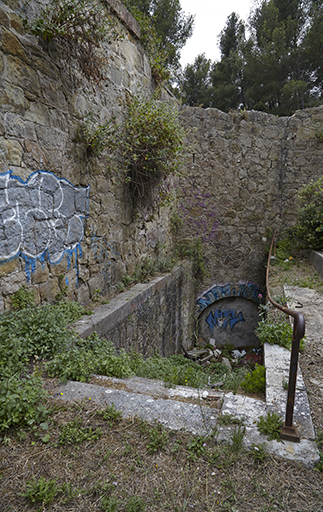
[266,229,305,442]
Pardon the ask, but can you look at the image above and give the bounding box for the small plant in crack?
[257,411,283,442]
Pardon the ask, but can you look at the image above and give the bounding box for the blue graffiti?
[90,227,120,283]
[206,309,245,331]
[0,170,89,281]
[196,282,264,313]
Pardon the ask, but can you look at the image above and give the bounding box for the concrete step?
[53,334,319,468]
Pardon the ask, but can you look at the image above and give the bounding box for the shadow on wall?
[196,282,264,349]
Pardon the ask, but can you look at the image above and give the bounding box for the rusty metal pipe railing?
[266,229,305,442]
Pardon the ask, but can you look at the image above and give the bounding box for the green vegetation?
[186,435,207,461]
[21,0,118,83]
[58,418,102,445]
[79,95,185,209]
[289,176,323,250]
[316,431,323,472]
[241,364,266,395]
[10,284,36,310]
[251,443,268,463]
[178,1,323,115]
[146,422,169,454]
[0,298,85,432]
[124,0,194,72]
[256,318,293,350]
[229,425,246,454]
[257,411,283,442]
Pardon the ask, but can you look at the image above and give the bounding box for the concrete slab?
[54,380,219,436]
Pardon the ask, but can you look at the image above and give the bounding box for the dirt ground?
[0,256,323,512]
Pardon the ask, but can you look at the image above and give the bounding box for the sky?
[179,0,255,68]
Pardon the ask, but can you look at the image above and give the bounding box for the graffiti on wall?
[196,282,264,315]
[0,170,89,280]
[206,309,245,331]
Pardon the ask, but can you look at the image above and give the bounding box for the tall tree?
[209,13,246,111]
[125,0,194,68]
[243,0,321,114]
[180,54,212,106]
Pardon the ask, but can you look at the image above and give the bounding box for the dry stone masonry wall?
[0,0,175,309]
[179,106,323,290]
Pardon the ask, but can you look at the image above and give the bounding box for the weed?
[146,422,169,453]
[217,414,245,427]
[100,496,120,511]
[241,364,266,395]
[315,431,323,472]
[22,476,59,506]
[0,374,48,431]
[98,404,122,427]
[288,176,323,250]
[315,128,323,143]
[21,0,118,83]
[125,496,146,512]
[230,425,245,453]
[257,412,283,442]
[186,435,207,461]
[251,442,268,463]
[256,317,293,350]
[282,378,289,390]
[58,418,102,445]
[78,114,117,156]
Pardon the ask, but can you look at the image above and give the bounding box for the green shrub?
[256,318,293,350]
[0,375,48,431]
[241,364,266,394]
[10,285,36,310]
[289,176,323,250]
[0,301,85,379]
[119,96,185,208]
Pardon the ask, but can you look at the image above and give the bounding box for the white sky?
[180,0,255,68]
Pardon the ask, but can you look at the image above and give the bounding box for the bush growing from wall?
[21,0,118,83]
[79,95,185,209]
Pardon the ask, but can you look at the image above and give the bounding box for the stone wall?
[179,106,323,292]
[0,0,174,309]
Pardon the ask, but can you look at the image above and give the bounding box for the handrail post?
[266,229,305,442]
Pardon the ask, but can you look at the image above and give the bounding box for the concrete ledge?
[74,275,169,339]
[73,264,195,356]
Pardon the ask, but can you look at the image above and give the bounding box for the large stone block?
[7,55,40,95]
[25,101,50,126]
[0,27,28,62]
[0,80,25,115]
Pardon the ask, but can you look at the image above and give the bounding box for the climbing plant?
[22,0,118,83]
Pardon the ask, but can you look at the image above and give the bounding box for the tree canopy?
[178,0,323,115]
[124,0,194,70]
